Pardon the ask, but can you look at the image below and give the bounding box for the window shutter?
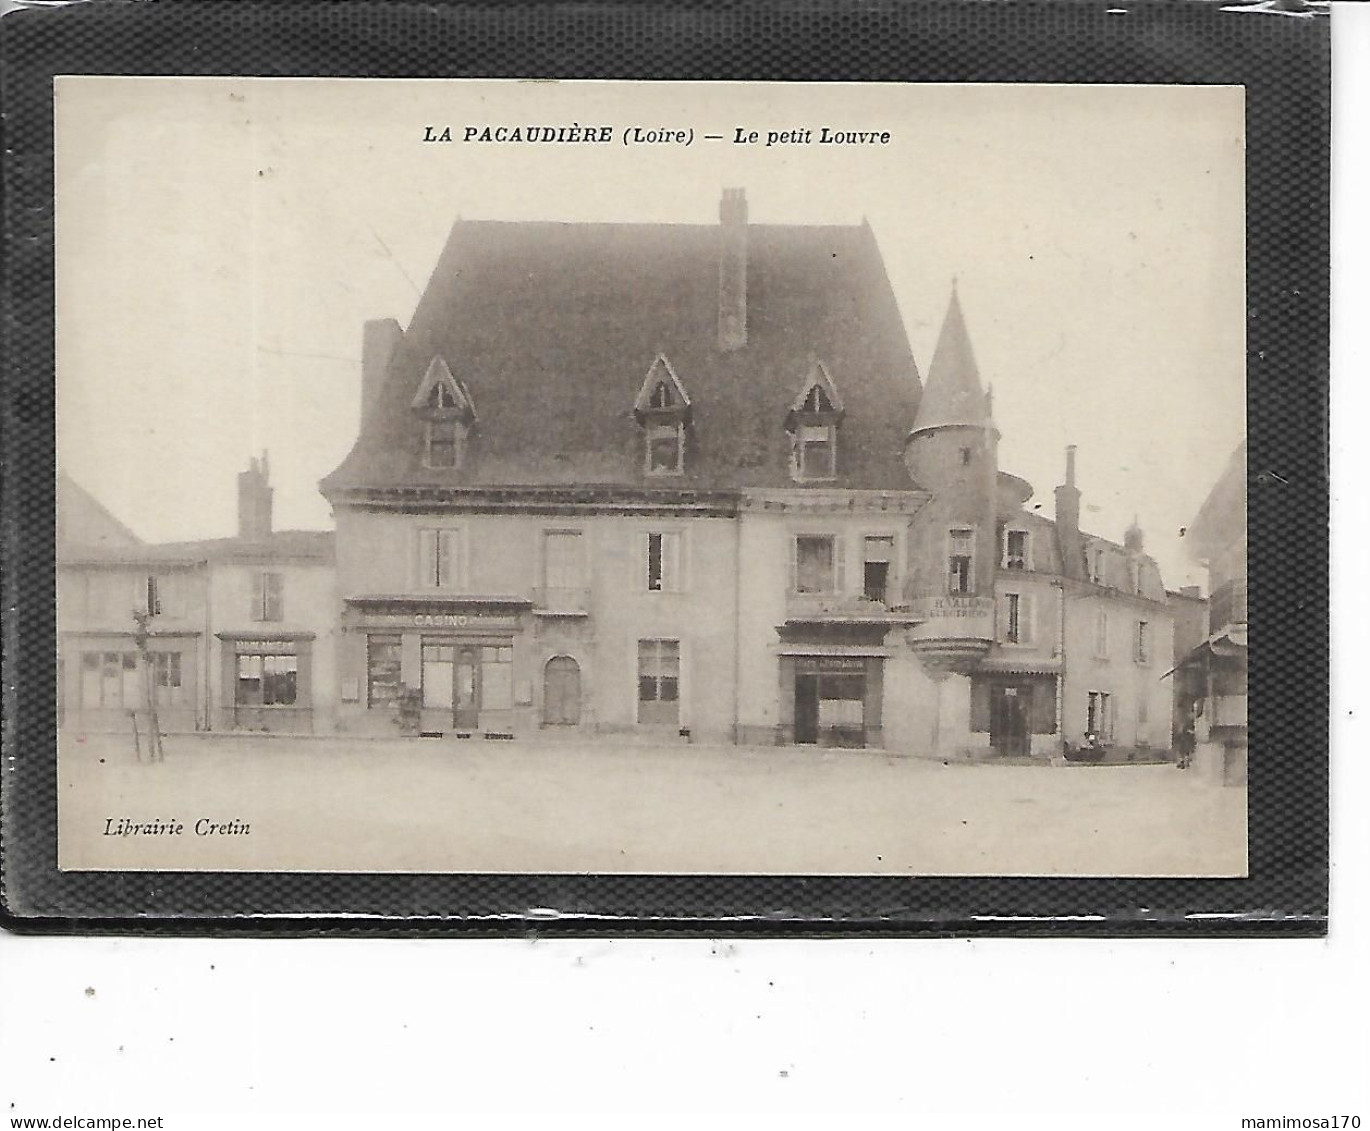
[266,573,284,620]
[438,530,460,590]
[671,531,686,592]
[833,537,846,594]
[996,595,1009,642]
[788,536,798,594]
[250,574,264,621]
[1022,592,1035,644]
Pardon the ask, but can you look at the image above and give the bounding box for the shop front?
[970,669,1058,758]
[342,598,532,737]
[219,633,315,733]
[63,632,201,733]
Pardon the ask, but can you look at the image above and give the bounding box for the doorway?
[794,673,820,744]
[990,683,1032,757]
[543,655,581,726]
[422,642,482,729]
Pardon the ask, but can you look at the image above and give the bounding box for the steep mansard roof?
[322,216,923,495]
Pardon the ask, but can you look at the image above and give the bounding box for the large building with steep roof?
[321,188,1175,758]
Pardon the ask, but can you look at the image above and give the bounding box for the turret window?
[948,528,975,595]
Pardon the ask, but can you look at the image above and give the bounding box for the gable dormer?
[634,354,692,476]
[785,359,844,481]
[411,356,477,470]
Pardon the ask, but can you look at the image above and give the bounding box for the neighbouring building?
[320,188,1176,759]
[57,459,337,735]
[1174,439,1248,785]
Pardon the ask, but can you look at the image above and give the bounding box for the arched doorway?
[543,656,581,726]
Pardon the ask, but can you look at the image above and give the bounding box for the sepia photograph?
[53,77,1248,876]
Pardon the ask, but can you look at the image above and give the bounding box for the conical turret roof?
[910,283,992,435]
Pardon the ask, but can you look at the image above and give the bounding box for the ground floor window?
[638,639,680,725]
[153,651,186,706]
[236,653,297,707]
[1087,690,1113,741]
[367,635,403,708]
[79,650,139,708]
[481,645,514,711]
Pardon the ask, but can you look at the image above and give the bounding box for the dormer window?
[411,356,477,471]
[786,360,844,483]
[1003,529,1029,570]
[647,422,685,475]
[794,424,836,479]
[634,355,692,478]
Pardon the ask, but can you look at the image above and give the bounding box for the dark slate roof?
[61,530,334,567]
[912,285,992,435]
[323,216,923,495]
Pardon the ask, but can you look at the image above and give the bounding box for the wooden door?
[543,656,581,726]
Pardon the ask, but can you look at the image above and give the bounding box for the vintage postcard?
[53,77,1247,876]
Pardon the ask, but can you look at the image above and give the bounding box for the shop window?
[418,528,462,590]
[948,528,975,595]
[253,572,284,621]
[237,653,297,707]
[862,536,894,604]
[481,645,514,711]
[645,531,682,592]
[794,535,838,595]
[638,639,680,725]
[367,635,403,708]
[1004,530,1030,570]
[1087,691,1113,741]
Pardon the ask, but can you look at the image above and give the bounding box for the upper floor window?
[1129,559,1144,595]
[543,531,586,591]
[862,535,894,604]
[634,355,692,478]
[1001,592,1032,644]
[645,531,683,593]
[252,572,284,622]
[794,534,839,595]
[1004,529,1029,570]
[948,528,975,595]
[418,528,462,590]
[1088,546,1107,587]
[786,360,844,484]
[1135,620,1151,665]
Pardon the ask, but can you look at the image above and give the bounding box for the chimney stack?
[1124,515,1145,553]
[237,452,274,542]
[361,318,404,427]
[717,187,748,351]
[1054,445,1083,580]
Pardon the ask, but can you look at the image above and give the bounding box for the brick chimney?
[717,188,748,351]
[1054,445,1084,580]
[361,317,403,427]
[237,452,273,542]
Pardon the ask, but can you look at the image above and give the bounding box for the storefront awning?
[974,658,1061,677]
[1160,626,1248,680]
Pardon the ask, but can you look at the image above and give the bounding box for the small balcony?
[784,591,922,627]
[532,586,591,617]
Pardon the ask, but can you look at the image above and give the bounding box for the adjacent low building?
[57,459,337,735]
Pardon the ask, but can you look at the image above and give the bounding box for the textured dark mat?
[0,1,1328,935]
